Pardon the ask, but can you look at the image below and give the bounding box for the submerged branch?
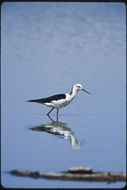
[10,167,126,183]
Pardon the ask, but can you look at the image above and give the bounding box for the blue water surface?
[1,2,126,188]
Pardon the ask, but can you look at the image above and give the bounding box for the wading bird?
[28,83,91,120]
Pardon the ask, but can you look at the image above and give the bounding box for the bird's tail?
[27,99,38,103]
[27,99,45,103]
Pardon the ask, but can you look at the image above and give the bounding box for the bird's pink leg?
[56,109,59,121]
[47,107,54,117]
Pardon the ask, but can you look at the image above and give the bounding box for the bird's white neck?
[69,87,78,99]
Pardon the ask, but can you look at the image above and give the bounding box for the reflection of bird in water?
[28,83,91,120]
[31,117,80,150]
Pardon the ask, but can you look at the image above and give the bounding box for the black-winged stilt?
[28,83,91,120]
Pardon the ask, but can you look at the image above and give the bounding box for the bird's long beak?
[82,89,91,94]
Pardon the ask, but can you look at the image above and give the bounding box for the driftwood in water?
[10,167,126,183]
[68,167,93,174]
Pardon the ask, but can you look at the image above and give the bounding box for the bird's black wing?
[28,94,66,103]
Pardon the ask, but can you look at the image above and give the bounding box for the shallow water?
[1,2,126,188]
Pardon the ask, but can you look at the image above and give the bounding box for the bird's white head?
[72,83,91,94]
[74,83,83,91]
